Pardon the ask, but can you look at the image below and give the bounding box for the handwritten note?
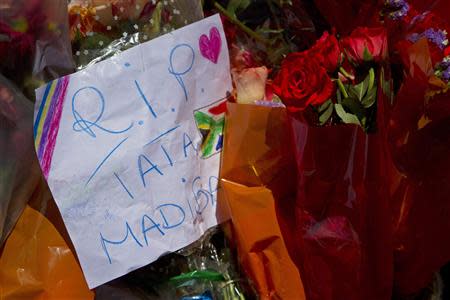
[33,15,231,289]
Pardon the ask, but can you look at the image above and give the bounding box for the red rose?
[341,27,388,64]
[287,31,341,72]
[273,55,334,112]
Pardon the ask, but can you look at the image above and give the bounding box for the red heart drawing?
[199,27,222,64]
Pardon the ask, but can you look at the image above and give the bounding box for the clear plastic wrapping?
[0,0,74,98]
[0,74,39,246]
[68,0,203,69]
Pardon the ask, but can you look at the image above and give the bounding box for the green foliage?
[335,104,361,125]
[226,0,251,17]
[317,68,378,132]
[318,100,334,125]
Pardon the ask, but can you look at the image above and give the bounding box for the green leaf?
[348,79,368,101]
[368,68,375,91]
[335,104,361,125]
[342,97,365,118]
[337,79,349,98]
[318,99,332,113]
[363,47,373,61]
[227,0,251,17]
[336,88,342,104]
[319,101,334,125]
[361,86,377,108]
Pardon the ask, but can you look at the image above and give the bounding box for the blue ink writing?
[138,154,164,187]
[86,137,129,186]
[157,203,185,229]
[182,132,197,157]
[144,125,180,147]
[160,145,174,166]
[100,221,143,264]
[168,44,195,102]
[114,172,134,199]
[134,80,157,118]
[141,215,164,246]
[192,176,210,214]
[72,86,133,138]
[100,203,188,263]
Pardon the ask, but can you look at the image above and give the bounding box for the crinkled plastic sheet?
[68,0,204,69]
[288,66,393,300]
[0,74,87,299]
[219,102,306,299]
[0,205,94,300]
[0,74,41,246]
[0,0,74,261]
[0,0,75,98]
[0,0,73,247]
[94,228,251,300]
[387,38,450,297]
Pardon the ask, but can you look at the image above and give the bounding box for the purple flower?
[442,69,450,81]
[384,0,410,20]
[385,0,407,9]
[434,56,450,82]
[441,57,450,68]
[424,28,448,49]
[408,28,449,50]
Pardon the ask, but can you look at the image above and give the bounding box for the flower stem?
[337,78,349,98]
[339,67,354,80]
[213,1,270,45]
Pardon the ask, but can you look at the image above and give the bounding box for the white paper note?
[33,14,231,288]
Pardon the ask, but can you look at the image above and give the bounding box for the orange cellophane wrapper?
[0,205,94,300]
[219,102,306,299]
[388,39,450,296]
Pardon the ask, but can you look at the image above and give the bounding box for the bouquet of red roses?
[272,27,394,300]
[273,27,389,132]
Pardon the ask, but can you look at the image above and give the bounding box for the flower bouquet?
[383,4,450,295]
[373,1,450,296]
[272,27,394,300]
[2,1,450,300]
